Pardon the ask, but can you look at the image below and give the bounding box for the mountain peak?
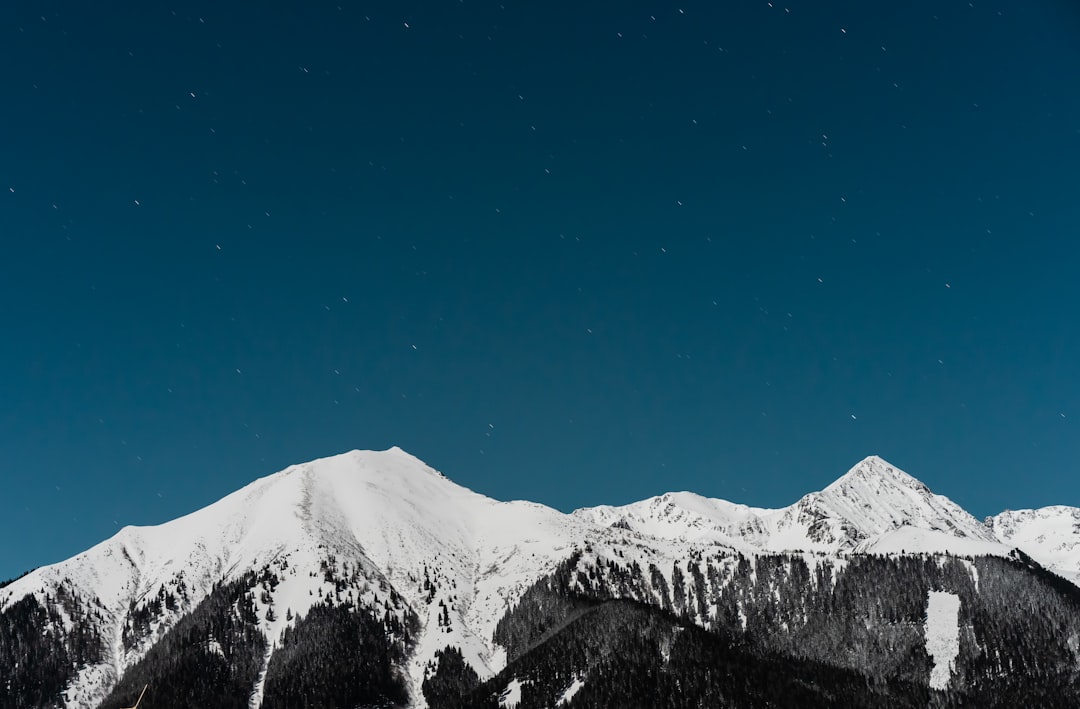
[789,455,995,551]
[330,446,423,465]
[826,455,927,494]
[295,447,451,485]
[851,454,916,479]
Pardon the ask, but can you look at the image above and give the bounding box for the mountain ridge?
[572,455,1017,559]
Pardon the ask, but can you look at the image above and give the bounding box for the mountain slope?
[0,448,591,707]
[467,548,1080,708]
[988,506,1080,585]
[771,455,996,550]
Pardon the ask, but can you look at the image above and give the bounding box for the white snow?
[924,591,961,690]
[499,678,524,707]
[988,507,1080,585]
[207,638,225,658]
[856,526,1009,558]
[558,676,586,704]
[959,559,979,592]
[575,456,998,556]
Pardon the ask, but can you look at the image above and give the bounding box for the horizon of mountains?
[3,449,1080,708]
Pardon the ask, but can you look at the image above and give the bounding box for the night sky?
[3,1,1079,580]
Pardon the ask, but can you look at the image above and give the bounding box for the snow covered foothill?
[988,506,1080,586]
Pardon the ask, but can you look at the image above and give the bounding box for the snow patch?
[959,559,979,593]
[858,526,1009,558]
[924,591,961,690]
[206,638,225,658]
[62,663,113,709]
[499,678,524,707]
[558,676,585,704]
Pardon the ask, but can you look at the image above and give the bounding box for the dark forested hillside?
[474,548,1080,707]
[459,599,932,708]
[423,646,486,709]
[260,601,414,708]
[93,569,419,709]
[0,582,103,709]
[96,573,267,709]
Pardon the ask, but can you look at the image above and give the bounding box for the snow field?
[558,677,585,704]
[924,591,961,690]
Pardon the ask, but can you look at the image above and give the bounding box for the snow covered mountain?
[1,448,595,707]
[2,450,1079,708]
[574,455,1057,563]
[987,506,1080,585]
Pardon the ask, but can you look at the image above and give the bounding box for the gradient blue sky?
[2,0,1079,580]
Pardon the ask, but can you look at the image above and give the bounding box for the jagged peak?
[826,455,928,493]
[852,455,912,477]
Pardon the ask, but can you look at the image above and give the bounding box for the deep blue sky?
[2,1,1079,579]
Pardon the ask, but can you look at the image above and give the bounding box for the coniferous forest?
[260,601,412,707]
[96,573,266,709]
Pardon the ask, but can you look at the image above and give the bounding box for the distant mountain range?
[2,449,1079,708]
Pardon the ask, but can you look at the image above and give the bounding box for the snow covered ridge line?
[571,453,1080,585]
[1,448,1079,709]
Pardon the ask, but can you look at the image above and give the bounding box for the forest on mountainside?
[4,546,1080,708]
[97,572,266,709]
[0,581,102,709]
[469,549,1080,708]
[438,599,934,708]
[260,601,414,708]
